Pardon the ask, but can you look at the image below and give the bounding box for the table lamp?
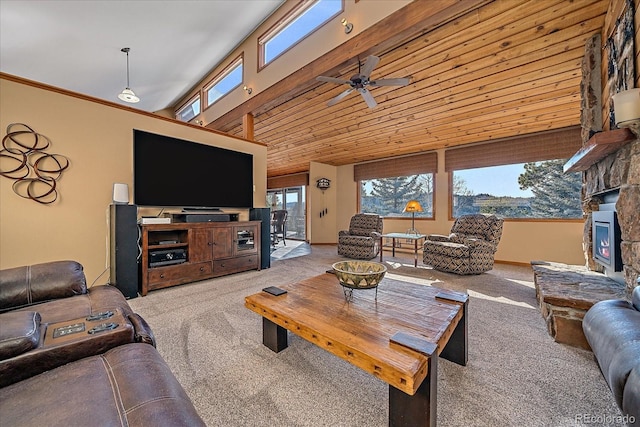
[403,200,423,235]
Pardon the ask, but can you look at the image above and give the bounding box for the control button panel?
[52,322,85,338]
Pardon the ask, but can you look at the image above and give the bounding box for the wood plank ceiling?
[216,0,608,178]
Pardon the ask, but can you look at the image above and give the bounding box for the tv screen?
[133,130,253,209]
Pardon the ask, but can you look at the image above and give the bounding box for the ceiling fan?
[316,55,410,108]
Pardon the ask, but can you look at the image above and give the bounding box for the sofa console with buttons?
[0,260,205,426]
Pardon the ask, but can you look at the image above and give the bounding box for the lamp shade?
[612,88,640,124]
[118,88,139,103]
[403,200,423,213]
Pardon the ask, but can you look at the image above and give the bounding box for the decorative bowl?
[331,261,387,289]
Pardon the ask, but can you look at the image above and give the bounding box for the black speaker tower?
[250,207,271,269]
[109,204,139,298]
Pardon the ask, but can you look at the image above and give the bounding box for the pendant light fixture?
[118,47,140,103]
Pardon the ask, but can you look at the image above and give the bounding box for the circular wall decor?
[0,123,70,204]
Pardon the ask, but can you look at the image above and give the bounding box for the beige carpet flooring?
[129,245,624,426]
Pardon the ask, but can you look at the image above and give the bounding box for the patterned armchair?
[423,214,504,275]
[338,213,383,260]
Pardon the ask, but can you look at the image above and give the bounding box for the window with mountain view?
[360,174,434,218]
[452,160,582,219]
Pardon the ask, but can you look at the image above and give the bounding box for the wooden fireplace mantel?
[564,128,636,173]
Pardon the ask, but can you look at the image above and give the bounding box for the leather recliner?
[0,260,155,386]
[0,260,206,426]
[582,284,640,423]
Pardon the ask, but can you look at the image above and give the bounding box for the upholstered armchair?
[423,214,504,275]
[338,213,383,260]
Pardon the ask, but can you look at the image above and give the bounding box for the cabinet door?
[234,225,258,255]
[190,229,213,262]
[212,227,233,259]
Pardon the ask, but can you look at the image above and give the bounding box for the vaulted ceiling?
[0,1,283,113]
[209,0,609,178]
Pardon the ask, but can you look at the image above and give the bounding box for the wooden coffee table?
[245,273,468,427]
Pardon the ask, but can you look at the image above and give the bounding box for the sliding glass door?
[267,186,306,241]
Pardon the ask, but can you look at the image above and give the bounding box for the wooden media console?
[141,221,261,295]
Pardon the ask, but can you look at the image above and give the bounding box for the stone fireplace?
[531,133,638,349]
[531,13,639,348]
[583,132,640,292]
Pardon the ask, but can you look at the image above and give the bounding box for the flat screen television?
[133,130,253,209]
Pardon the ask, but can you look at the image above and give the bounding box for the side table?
[380,233,426,267]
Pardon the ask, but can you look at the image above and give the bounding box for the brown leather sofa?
[0,260,155,386]
[583,283,640,424]
[0,260,206,426]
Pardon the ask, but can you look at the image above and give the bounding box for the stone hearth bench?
[531,261,628,349]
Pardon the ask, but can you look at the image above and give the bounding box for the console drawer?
[147,262,212,286]
[214,255,258,275]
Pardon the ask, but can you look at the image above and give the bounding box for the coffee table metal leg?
[389,354,437,427]
[263,317,288,353]
[440,298,468,366]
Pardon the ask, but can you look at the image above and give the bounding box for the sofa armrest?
[0,311,41,360]
[464,238,495,251]
[0,261,87,313]
[426,234,451,243]
[128,313,157,347]
[583,298,640,412]
[338,230,349,237]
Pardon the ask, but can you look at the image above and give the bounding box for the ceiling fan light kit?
[316,55,409,109]
[117,47,140,104]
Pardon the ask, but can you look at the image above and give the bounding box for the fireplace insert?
[592,210,623,271]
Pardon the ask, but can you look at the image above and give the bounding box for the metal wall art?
[0,123,70,204]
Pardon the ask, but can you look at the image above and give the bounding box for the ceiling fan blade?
[358,88,377,108]
[360,55,380,78]
[369,77,411,87]
[316,76,352,85]
[327,88,354,106]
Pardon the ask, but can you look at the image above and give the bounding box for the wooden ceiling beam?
[206,0,492,131]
